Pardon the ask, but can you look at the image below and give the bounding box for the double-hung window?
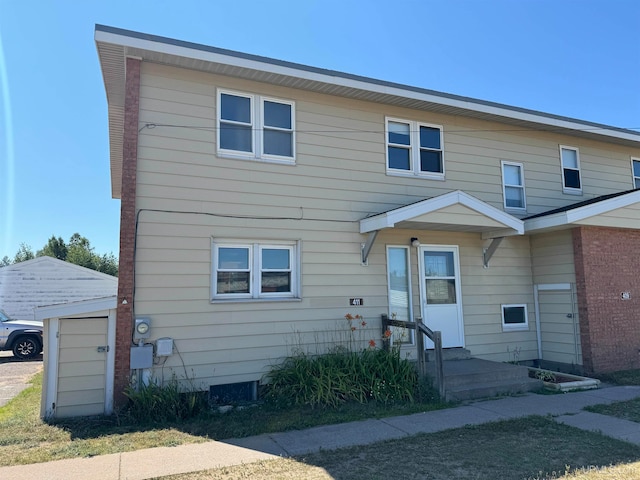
[632,158,640,189]
[386,118,444,179]
[218,90,295,162]
[501,161,526,210]
[559,146,582,194]
[213,241,299,300]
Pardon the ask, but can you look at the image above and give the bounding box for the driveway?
[0,351,43,407]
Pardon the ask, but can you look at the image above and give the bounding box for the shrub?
[123,375,209,423]
[263,321,424,408]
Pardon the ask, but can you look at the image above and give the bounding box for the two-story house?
[95,25,640,404]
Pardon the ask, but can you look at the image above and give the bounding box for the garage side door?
[56,317,108,418]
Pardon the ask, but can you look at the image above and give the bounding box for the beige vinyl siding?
[56,317,107,418]
[530,231,576,285]
[133,62,637,386]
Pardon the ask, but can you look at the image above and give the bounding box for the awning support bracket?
[361,230,379,264]
[483,237,504,268]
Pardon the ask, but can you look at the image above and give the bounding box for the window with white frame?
[632,158,640,189]
[501,161,526,210]
[559,146,582,194]
[386,118,444,179]
[501,304,528,331]
[213,241,299,300]
[218,90,295,162]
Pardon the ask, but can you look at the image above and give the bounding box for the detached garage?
[36,297,116,419]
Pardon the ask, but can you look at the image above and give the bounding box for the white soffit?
[360,190,524,236]
[525,190,640,233]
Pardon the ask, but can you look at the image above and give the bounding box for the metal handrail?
[381,314,445,399]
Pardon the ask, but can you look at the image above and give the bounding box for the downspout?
[534,285,542,360]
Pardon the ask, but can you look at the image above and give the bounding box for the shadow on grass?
[288,416,640,480]
[50,398,451,442]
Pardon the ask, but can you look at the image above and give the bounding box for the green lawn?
[160,416,640,480]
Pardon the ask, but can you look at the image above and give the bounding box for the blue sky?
[1,0,638,260]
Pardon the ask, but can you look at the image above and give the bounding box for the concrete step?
[425,348,471,362]
[445,377,543,402]
[425,358,543,402]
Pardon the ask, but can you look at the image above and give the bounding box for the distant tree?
[66,233,97,270]
[5,234,118,276]
[14,243,35,263]
[37,235,68,260]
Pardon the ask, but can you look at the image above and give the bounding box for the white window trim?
[631,157,640,189]
[217,89,296,165]
[212,239,300,302]
[501,161,526,211]
[385,117,445,180]
[559,145,582,195]
[501,304,529,332]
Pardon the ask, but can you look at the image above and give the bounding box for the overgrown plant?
[263,314,430,408]
[123,374,208,423]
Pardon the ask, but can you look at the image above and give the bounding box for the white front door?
[419,246,464,348]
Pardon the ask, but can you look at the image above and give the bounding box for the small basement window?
[502,304,528,331]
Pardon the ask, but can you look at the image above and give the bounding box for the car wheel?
[12,336,40,360]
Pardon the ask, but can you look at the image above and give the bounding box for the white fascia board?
[525,190,640,233]
[566,191,640,223]
[360,191,523,234]
[35,296,117,321]
[524,212,570,232]
[94,29,639,144]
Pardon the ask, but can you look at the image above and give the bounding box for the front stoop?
[426,358,543,402]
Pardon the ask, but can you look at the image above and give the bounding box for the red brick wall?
[114,57,141,405]
[573,226,640,373]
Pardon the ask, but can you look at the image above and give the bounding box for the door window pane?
[424,251,454,277]
[425,279,456,304]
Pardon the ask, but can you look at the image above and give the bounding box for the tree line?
[1,234,118,277]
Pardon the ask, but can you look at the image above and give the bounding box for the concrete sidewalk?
[2,385,640,480]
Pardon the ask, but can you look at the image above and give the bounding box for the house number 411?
[621,292,631,300]
[349,298,364,306]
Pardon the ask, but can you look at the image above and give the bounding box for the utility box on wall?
[130,344,153,369]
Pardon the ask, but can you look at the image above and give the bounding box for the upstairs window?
[213,241,299,301]
[559,146,582,194]
[501,161,526,210]
[632,158,640,189]
[386,118,444,179]
[218,90,295,162]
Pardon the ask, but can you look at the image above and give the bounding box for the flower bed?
[528,367,600,392]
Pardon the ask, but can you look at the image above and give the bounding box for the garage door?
[56,317,109,418]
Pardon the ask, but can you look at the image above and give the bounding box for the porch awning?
[360,190,524,239]
[524,189,640,233]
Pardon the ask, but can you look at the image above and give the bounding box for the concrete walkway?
[2,385,640,480]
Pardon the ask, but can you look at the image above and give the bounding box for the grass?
[0,371,447,467]
[158,416,640,480]
[585,369,640,423]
